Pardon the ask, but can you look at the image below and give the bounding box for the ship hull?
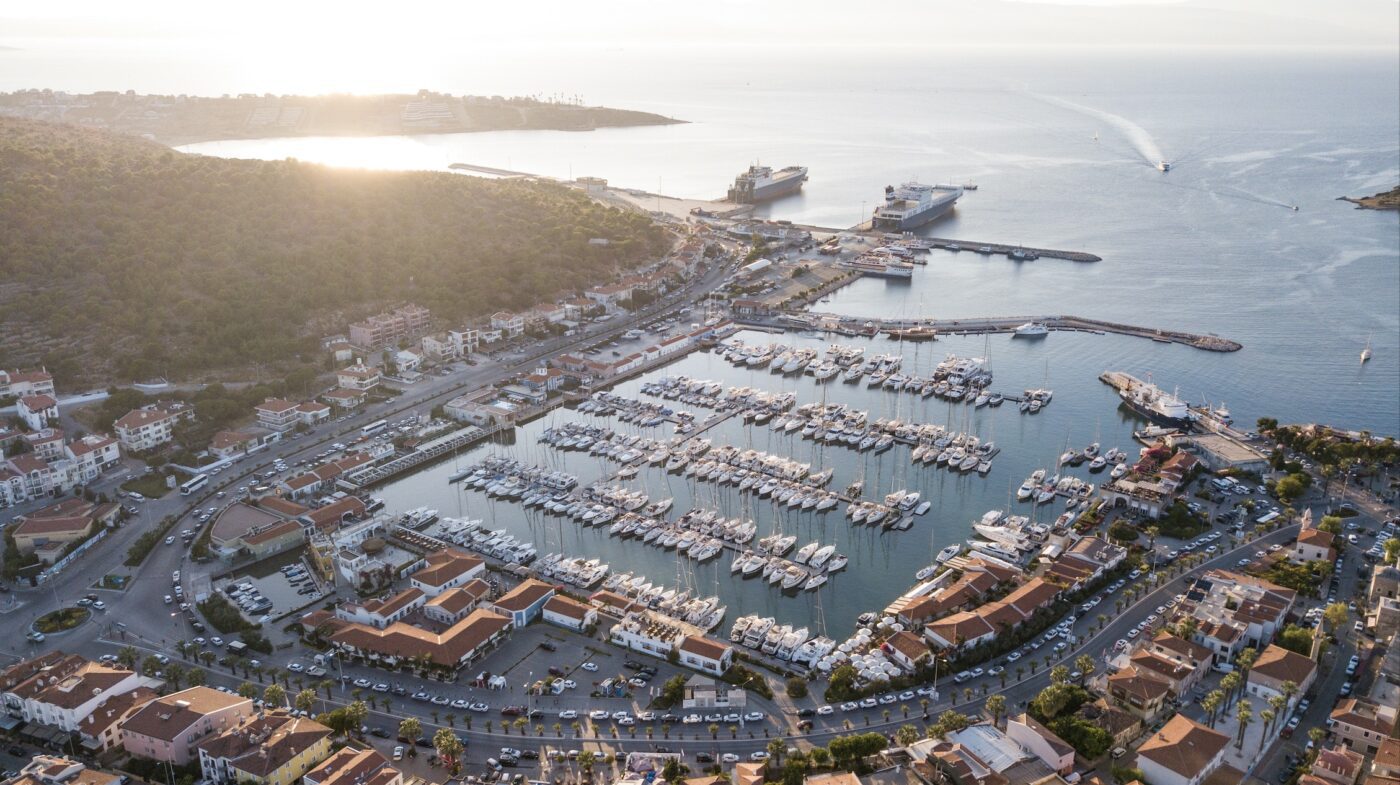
[729,169,808,204]
[1118,397,1191,428]
[873,196,959,230]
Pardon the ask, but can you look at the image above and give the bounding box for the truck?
[226,640,249,656]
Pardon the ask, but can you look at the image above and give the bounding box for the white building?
[114,405,190,452]
[542,595,597,631]
[17,394,59,431]
[1,653,146,733]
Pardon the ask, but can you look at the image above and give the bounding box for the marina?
[375,324,1212,646]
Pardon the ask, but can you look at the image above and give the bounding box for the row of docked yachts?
[574,392,688,429]
[435,517,538,565]
[453,457,579,494]
[1016,468,1098,507]
[640,375,797,419]
[728,615,838,664]
[539,424,669,464]
[537,553,610,589]
[599,572,727,631]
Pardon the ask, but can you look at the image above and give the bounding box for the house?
[1246,644,1316,705]
[490,312,525,338]
[394,349,422,373]
[17,394,59,430]
[10,499,118,564]
[676,636,733,675]
[303,747,402,785]
[300,496,368,533]
[254,399,301,432]
[1135,715,1231,785]
[1128,650,1199,697]
[336,363,381,391]
[609,611,686,661]
[335,589,426,629]
[681,674,746,709]
[1371,738,1400,779]
[0,652,145,732]
[8,756,123,785]
[1329,699,1397,755]
[423,581,490,625]
[1147,632,1214,686]
[321,388,367,410]
[491,579,556,627]
[209,430,259,459]
[1184,570,1295,656]
[120,686,254,765]
[114,404,191,452]
[1368,564,1400,606]
[296,401,331,426]
[586,281,635,309]
[80,686,159,752]
[924,612,997,651]
[1293,528,1336,564]
[1309,745,1365,785]
[542,595,597,631]
[1006,714,1075,775]
[65,433,121,482]
[1107,665,1173,721]
[2,453,61,503]
[1158,451,1200,492]
[327,608,512,672]
[196,711,332,785]
[1074,700,1142,749]
[884,630,933,671]
[409,549,486,596]
[278,453,375,499]
[520,368,567,394]
[444,390,518,428]
[326,340,356,364]
[348,304,430,349]
[421,332,460,361]
[0,368,55,398]
[22,428,66,461]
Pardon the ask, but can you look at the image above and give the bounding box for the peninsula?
[1341,184,1400,210]
[0,89,683,145]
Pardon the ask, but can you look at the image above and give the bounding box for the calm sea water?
[6,45,1396,636]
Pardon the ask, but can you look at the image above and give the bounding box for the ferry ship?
[1119,376,1191,427]
[727,165,808,204]
[872,182,963,230]
[842,257,914,279]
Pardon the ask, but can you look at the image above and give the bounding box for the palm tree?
[237,682,259,699]
[553,722,563,737]
[708,723,719,740]
[1220,673,1241,709]
[895,725,920,746]
[319,680,334,700]
[1260,708,1276,741]
[399,717,422,744]
[186,667,206,687]
[1051,665,1070,684]
[263,683,286,707]
[985,695,1007,729]
[882,708,891,725]
[578,750,597,781]
[117,646,139,669]
[1281,680,1299,708]
[199,650,216,669]
[345,700,368,736]
[1096,613,1109,633]
[1145,525,1159,557]
[1074,654,1095,678]
[1202,690,1224,728]
[1268,695,1287,733]
[1234,701,1252,750]
[1015,665,1025,683]
[1308,727,1326,747]
[1236,647,1258,692]
[433,727,464,776]
[767,738,785,765]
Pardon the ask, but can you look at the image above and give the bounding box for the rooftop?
[1136,715,1230,778]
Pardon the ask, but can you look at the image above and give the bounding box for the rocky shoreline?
[1339,185,1400,210]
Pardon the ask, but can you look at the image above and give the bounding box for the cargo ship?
[872,182,963,230]
[727,165,808,204]
[1118,375,1191,427]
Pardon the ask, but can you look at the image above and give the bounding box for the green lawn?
[121,472,173,499]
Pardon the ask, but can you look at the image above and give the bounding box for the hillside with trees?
[0,117,671,383]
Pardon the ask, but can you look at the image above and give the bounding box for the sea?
[7,44,1396,639]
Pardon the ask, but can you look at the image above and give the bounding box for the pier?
[769,312,1242,352]
[350,425,493,487]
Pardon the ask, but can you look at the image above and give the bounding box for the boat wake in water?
[1029,91,1166,168]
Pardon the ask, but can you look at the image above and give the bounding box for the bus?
[361,419,388,437]
[1255,510,1281,525]
[180,473,209,496]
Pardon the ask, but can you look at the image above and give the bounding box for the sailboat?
[1361,335,1373,363]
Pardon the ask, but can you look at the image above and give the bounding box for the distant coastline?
[0,89,683,146]
[1340,185,1400,211]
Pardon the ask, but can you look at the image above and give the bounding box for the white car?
[558,710,578,720]
[744,711,764,722]
[721,754,740,764]
[749,752,770,762]
[589,710,609,720]
[816,705,835,715]
[581,662,599,672]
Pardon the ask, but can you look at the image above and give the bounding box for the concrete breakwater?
[765,311,1242,352]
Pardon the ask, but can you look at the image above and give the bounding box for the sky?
[4,0,1398,53]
